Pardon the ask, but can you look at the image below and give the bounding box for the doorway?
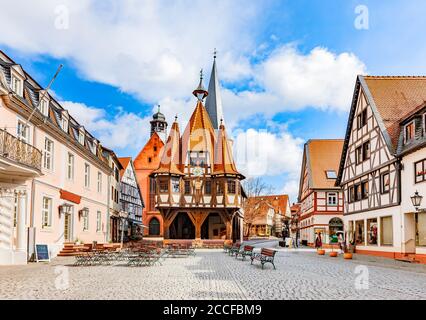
[169,212,195,239]
[64,213,72,242]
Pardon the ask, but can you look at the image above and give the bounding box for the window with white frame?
[11,75,23,96]
[67,153,74,180]
[39,98,49,116]
[83,210,89,231]
[97,172,102,193]
[327,192,338,206]
[61,116,69,133]
[78,130,85,145]
[404,121,415,144]
[17,120,30,143]
[84,163,90,188]
[42,197,52,228]
[43,138,54,170]
[96,211,102,232]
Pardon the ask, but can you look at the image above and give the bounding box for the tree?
[241,177,274,237]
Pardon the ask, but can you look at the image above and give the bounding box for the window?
[184,180,191,195]
[154,146,157,152]
[348,186,355,203]
[61,117,69,133]
[84,164,90,188]
[367,218,378,245]
[227,180,236,194]
[189,151,208,167]
[149,178,156,210]
[415,159,426,183]
[404,121,415,143]
[356,146,363,165]
[171,177,180,193]
[216,182,224,195]
[325,170,337,179]
[357,109,367,129]
[96,211,102,232]
[205,180,212,195]
[361,181,368,199]
[148,157,152,163]
[67,153,74,180]
[327,192,337,206]
[82,210,89,231]
[355,220,365,245]
[381,216,393,246]
[356,141,370,164]
[17,120,29,143]
[354,184,361,201]
[43,138,54,170]
[362,141,370,161]
[159,179,169,193]
[380,172,390,193]
[11,76,22,95]
[78,130,85,145]
[39,98,49,116]
[416,213,426,246]
[42,197,52,228]
[97,172,102,193]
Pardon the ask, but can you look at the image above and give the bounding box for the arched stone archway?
[329,217,344,238]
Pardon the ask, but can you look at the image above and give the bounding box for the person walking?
[315,232,322,249]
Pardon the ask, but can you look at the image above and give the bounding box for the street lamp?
[119,211,128,248]
[411,191,423,211]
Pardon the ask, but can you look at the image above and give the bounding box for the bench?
[235,245,254,260]
[251,248,277,269]
[228,242,241,256]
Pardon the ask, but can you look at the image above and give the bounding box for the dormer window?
[38,92,49,116]
[325,170,337,179]
[78,129,85,145]
[404,121,415,144]
[61,116,68,133]
[11,75,23,96]
[90,139,98,155]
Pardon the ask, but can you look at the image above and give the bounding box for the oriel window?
[205,180,212,195]
[171,177,180,193]
[159,179,169,193]
[184,180,191,195]
[227,180,236,194]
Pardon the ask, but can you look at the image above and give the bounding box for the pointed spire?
[154,120,183,175]
[192,69,208,101]
[205,52,224,129]
[214,122,241,176]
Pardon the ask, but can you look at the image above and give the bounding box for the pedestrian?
[315,232,322,249]
[338,233,344,253]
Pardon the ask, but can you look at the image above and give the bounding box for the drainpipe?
[106,168,111,243]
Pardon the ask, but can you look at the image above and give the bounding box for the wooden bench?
[251,248,277,269]
[235,245,254,260]
[228,242,241,256]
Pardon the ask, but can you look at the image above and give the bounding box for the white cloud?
[233,126,304,200]
[61,101,151,154]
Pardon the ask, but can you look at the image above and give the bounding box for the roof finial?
[193,68,208,101]
[157,104,161,112]
[175,114,178,122]
[213,48,217,60]
[220,118,223,126]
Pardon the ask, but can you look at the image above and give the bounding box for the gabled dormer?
[10,64,26,97]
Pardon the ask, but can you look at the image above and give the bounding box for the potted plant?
[329,233,338,257]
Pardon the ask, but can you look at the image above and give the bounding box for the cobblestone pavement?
[1,250,426,300]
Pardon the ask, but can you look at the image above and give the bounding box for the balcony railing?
[0,128,42,172]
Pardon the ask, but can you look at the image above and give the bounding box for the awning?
[60,189,81,204]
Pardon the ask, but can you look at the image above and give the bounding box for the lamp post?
[411,191,423,211]
[119,211,128,249]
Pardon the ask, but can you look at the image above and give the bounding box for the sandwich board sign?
[35,244,50,262]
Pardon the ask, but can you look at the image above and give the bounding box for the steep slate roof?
[153,121,184,175]
[205,58,225,129]
[214,123,242,176]
[302,139,344,190]
[337,76,426,185]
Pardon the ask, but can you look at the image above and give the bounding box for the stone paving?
[1,250,426,300]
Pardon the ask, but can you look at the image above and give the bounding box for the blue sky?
[1,0,425,201]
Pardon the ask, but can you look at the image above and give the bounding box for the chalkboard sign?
[35,244,50,262]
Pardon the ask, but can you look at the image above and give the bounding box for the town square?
[1,0,426,305]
